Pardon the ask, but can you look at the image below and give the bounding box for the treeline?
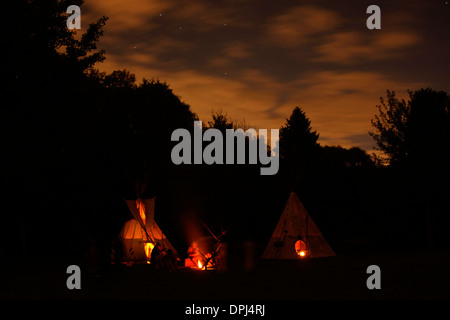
[2,1,449,262]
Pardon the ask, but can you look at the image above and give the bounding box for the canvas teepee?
[119,197,178,263]
[262,192,335,259]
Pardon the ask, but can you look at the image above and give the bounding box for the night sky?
[83,0,449,153]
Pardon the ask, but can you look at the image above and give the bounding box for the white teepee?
[119,197,177,263]
[262,192,335,259]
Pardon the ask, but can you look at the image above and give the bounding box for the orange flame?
[137,199,146,225]
[198,260,203,270]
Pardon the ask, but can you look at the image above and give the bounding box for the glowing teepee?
[119,197,177,263]
[262,192,335,259]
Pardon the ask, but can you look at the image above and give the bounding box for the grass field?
[2,250,449,300]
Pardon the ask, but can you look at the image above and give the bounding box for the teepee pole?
[305,215,309,251]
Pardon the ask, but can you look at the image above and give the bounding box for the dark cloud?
[83,0,450,153]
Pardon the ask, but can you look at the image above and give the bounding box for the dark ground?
[2,250,449,300]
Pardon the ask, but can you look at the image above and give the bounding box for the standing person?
[165,249,178,271]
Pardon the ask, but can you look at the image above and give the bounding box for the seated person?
[150,242,165,269]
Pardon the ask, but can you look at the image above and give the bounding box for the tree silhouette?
[280,106,319,160]
[7,0,107,90]
[318,146,376,169]
[369,90,409,166]
[369,88,450,167]
[370,88,450,247]
[95,75,198,195]
[279,106,320,184]
[2,0,110,259]
[207,110,234,132]
[99,69,137,89]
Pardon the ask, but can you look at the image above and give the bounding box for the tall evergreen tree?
[279,106,320,185]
